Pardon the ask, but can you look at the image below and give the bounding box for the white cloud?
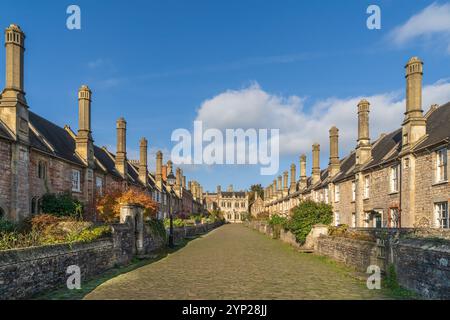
[195,81,450,158]
[388,2,450,49]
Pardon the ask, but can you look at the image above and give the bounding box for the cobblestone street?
[85,224,388,300]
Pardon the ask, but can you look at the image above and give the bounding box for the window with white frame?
[390,165,400,192]
[352,181,356,202]
[436,148,448,183]
[334,212,340,226]
[334,185,340,202]
[95,177,103,196]
[435,202,449,229]
[363,175,370,199]
[71,169,81,192]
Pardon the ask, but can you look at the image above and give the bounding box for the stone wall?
[316,231,450,299]
[0,239,116,300]
[0,139,12,219]
[393,238,450,299]
[316,236,378,272]
[0,219,223,300]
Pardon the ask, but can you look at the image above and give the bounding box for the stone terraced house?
[264,56,449,229]
[204,185,249,223]
[0,24,205,222]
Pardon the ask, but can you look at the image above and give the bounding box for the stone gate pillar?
[120,203,145,256]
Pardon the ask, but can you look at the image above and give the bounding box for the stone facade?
[263,57,450,231]
[204,185,249,223]
[0,24,207,223]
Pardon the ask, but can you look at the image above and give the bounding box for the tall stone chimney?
[277,175,282,198]
[182,175,186,189]
[403,57,426,149]
[0,24,29,143]
[0,24,30,220]
[312,144,321,185]
[156,151,163,188]
[290,164,296,193]
[176,167,182,194]
[299,154,307,189]
[115,117,127,178]
[272,179,277,200]
[139,138,148,185]
[328,126,340,177]
[356,99,372,165]
[75,85,94,167]
[188,181,192,192]
[217,185,221,194]
[283,171,289,195]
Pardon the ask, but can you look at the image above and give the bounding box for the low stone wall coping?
[0,239,113,266]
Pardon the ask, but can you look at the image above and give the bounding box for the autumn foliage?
[96,186,159,223]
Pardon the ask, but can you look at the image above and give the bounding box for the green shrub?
[40,193,83,218]
[286,200,333,244]
[0,219,18,233]
[268,214,288,227]
[66,225,111,244]
[148,218,167,240]
[164,218,185,228]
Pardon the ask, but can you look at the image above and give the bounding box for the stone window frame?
[436,148,448,183]
[334,184,340,203]
[351,212,357,228]
[71,169,81,193]
[334,211,340,226]
[95,176,104,196]
[390,165,400,193]
[351,181,356,202]
[363,175,370,199]
[37,160,47,180]
[434,201,449,229]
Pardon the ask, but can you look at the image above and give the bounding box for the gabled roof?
[414,102,450,151]
[363,129,402,171]
[29,112,84,166]
[332,152,356,183]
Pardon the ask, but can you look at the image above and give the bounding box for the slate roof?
[29,112,84,165]
[0,120,13,140]
[220,191,247,198]
[414,102,450,151]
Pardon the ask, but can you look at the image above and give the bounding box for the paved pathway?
[85,224,387,300]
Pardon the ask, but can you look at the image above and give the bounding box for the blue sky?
[1,0,450,192]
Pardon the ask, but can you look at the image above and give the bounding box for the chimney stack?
[156,151,163,188]
[290,164,296,193]
[283,171,289,195]
[0,24,29,143]
[277,175,282,198]
[329,126,340,177]
[312,144,321,185]
[403,57,426,148]
[217,185,221,194]
[272,179,277,200]
[299,154,307,189]
[75,85,94,166]
[115,117,127,178]
[182,175,186,189]
[139,138,148,185]
[356,100,371,165]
